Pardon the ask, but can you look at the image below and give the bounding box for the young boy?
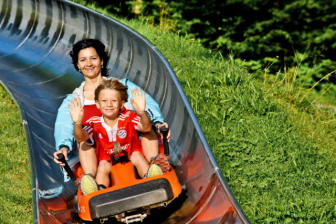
[69,79,162,195]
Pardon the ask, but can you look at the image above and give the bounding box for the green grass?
[0,84,32,224]
[2,1,336,223]
[122,17,336,223]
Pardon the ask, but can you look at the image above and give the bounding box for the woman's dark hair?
[69,39,109,77]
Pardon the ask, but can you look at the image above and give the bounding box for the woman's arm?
[54,94,75,152]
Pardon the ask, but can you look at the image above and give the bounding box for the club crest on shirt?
[118,129,127,139]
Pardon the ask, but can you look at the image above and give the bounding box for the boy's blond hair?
[94,79,128,102]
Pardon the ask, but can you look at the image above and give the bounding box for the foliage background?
[80,0,336,102]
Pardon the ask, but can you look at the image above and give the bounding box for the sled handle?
[57,153,76,181]
[160,126,169,155]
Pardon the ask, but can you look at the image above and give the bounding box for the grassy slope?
[126,20,336,223]
[1,2,336,223]
[0,84,32,224]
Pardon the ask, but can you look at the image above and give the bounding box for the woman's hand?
[53,147,68,167]
[68,97,84,124]
[130,88,146,114]
[155,122,171,142]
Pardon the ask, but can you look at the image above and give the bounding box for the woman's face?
[77,47,103,79]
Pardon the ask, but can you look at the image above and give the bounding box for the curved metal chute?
[0,0,249,223]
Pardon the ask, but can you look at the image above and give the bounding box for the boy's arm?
[122,78,164,124]
[68,96,89,143]
[73,122,89,143]
[130,88,152,132]
[120,78,171,141]
[136,111,152,133]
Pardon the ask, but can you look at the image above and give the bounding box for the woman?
[53,39,170,181]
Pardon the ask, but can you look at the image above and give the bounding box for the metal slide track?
[0,0,249,223]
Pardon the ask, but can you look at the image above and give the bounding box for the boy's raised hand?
[130,88,146,114]
[68,96,84,124]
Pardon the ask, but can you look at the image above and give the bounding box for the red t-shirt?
[80,103,102,147]
[82,104,102,124]
[85,108,143,162]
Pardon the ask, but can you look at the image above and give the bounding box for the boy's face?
[96,88,123,119]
